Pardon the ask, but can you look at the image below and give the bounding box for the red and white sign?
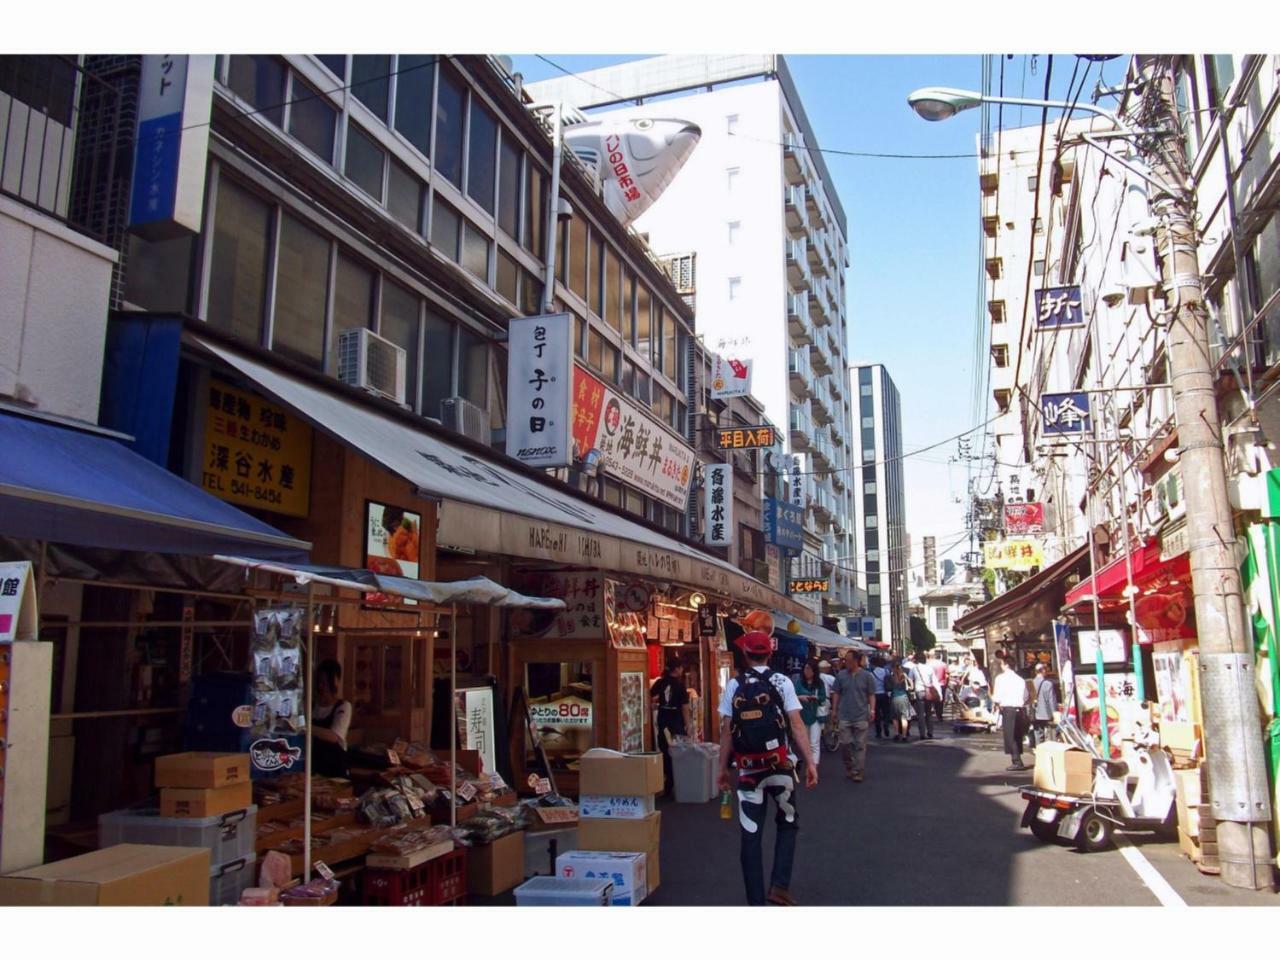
[710,354,753,399]
[572,367,695,511]
[1004,501,1045,535]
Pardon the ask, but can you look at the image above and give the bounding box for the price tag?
[457,782,477,801]
[314,860,335,882]
[387,749,401,766]
[534,777,552,796]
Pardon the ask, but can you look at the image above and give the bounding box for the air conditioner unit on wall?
[440,396,490,445]
[337,328,407,406]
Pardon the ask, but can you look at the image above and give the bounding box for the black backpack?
[730,668,792,773]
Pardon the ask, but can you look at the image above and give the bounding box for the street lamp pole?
[909,64,1274,890]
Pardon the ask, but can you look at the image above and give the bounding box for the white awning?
[772,609,876,653]
[193,336,805,616]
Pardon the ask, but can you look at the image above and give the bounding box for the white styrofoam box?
[514,876,612,906]
[577,794,656,819]
[556,850,647,906]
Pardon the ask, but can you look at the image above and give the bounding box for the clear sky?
[511,53,1128,575]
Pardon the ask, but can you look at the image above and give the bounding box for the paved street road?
[645,729,1278,907]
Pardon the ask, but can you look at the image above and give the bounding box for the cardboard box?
[466,829,526,896]
[1160,722,1202,755]
[556,850,647,905]
[578,794,656,820]
[160,781,253,819]
[1032,743,1093,796]
[646,843,660,892]
[0,844,210,906]
[578,750,663,797]
[1174,768,1202,838]
[154,752,250,790]
[1178,826,1201,862]
[578,811,661,854]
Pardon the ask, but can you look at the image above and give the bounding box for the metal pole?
[1137,56,1273,889]
[541,106,563,315]
[303,582,315,882]
[450,602,458,828]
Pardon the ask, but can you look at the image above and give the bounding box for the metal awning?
[0,408,310,561]
[771,609,876,653]
[953,544,1089,635]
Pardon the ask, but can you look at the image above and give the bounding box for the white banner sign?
[0,560,37,642]
[507,314,574,467]
[711,354,753,399]
[530,696,593,728]
[790,454,806,509]
[705,463,733,546]
[460,688,496,776]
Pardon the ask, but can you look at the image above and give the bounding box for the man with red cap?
[717,630,818,906]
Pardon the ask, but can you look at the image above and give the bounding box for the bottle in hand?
[720,788,733,819]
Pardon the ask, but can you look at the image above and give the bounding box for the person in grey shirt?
[1031,663,1059,744]
[830,651,878,782]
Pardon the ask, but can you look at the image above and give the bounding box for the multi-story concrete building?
[526,55,859,628]
[917,580,987,660]
[851,363,907,651]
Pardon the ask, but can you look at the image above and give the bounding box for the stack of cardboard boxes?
[560,749,663,904]
[156,752,252,817]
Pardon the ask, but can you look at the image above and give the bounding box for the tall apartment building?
[851,363,907,651]
[527,55,859,625]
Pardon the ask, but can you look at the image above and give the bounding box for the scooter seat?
[1095,758,1128,778]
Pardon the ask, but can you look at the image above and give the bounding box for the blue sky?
[512,54,1128,572]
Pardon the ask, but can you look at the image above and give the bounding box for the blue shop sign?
[764,497,804,553]
[1035,285,1084,328]
[1041,391,1092,435]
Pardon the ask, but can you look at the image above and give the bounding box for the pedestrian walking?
[717,631,818,907]
[830,650,877,781]
[793,659,827,772]
[929,651,949,722]
[651,656,691,797]
[963,655,991,714]
[1031,663,1058,745]
[992,657,1030,770]
[870,657,892,739]
[889,663,913,741]
[907,654,938,739]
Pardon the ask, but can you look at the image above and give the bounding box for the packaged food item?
[274,648,302,689]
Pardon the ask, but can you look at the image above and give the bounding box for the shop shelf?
[99,805,258,866]
[210,853,257,906]
[362,847,467,906]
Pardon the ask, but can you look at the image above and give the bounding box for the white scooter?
[1019,717,1177,852]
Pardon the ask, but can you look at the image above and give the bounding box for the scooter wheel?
[1029,817,1060,843]
[1074,810,1114,852]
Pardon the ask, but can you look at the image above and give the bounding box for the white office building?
[527,55,859,624]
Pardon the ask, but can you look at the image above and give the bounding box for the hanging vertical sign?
[129,55,214,239]
[507,314,574,468]
[1034,285,1084,328]
[705,463,733,546]
[1041,392,1092,435]
[711,355,753,399]
[0,561,37,642]
[790,454,805,509]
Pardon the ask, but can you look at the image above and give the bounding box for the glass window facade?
[393,54,434,157]
[434,67,466,187]
[351,55,391,121]
[207,176,271,344]
[466,99,498,213]
[272,213,330,369]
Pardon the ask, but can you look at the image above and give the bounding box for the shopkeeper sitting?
[312,658,351,777]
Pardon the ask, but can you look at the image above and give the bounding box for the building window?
[393,54,435,157]
[1033,259,1045,277]
[1205,55,1236,113]
[861,416,873,428]
[587,328,605,373]
[661,308,678,380]
[636,283,653,362]
[466,99,498,214]
[387,158,423,232]
[226,56,285,126]
[992,344,1008,367]
[994,388,1011,414]
[421,307,454,418]
[728,220,740,245]
[207,176,271,345]
[434,67,466,187]
[344,123,386,201]
[1027,175,1038,192]
[379,279,421,410]
[590,235,605,317]
[726,166,740,191]
[350,55,391,121]
[935,607,950,630]
[287,77,337,163]
[431,194,461,260]
[1033,217,1044,234]
[868,582,881,595]
[728,277,741,300]
[569,217,588,301]
[457,325,488,408]
[867,549,879,562]
[521,270,543,316]
[1174,59,1202,162]
[726,114,739,135]
[523,164,547,258]
[315,55,346,80]
[461,221,490,282]
[497,135,522,238]
[622,271,635,344]
[329,253,376,370]
[271,213,330,370]
[496,249,519,305]
[865,481,877,494]
[866,515,878,528]
[605,249,622,332]
[860,384,872,396]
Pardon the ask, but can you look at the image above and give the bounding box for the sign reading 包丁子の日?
[202,379,312,517]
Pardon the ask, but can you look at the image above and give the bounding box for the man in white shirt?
[964,655,991,713]
[908,655,940,739]
[717,631,817,906]
[992,657,1030,770]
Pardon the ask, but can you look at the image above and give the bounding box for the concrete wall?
[0,194,116,421]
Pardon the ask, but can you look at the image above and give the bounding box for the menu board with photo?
[619,671,646,753]
[1152,651,1190,723]
[365,501,421,605]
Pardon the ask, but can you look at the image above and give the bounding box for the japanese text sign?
[790,454,806,509]
[710,354,754,399]
[789,578,830,594]
[507,314,574,468]
[571,367,695,510]
[715,424,776,450]
[704,463,733,546]
[1004,501,1045,535]
[982,538,1044,572]
[1034,285,1084,328]
[0,560,37,642]
[202,379,312,516]
[1041,392,1092,435]
[513,572,605,640]
[764,497,804,553]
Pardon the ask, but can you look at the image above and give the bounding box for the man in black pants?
[991,657,1029,770]
[650,657,691,797]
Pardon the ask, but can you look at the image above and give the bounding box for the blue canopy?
[0,409,310,562]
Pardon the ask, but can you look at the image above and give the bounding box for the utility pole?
[1138,56,1274,890]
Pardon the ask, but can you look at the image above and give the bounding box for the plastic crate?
[514,876,613,906]
[99,805,257,865]
[210,853,258,906]
[362,848,467,906]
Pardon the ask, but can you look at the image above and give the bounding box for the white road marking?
[1114,834,1187,907]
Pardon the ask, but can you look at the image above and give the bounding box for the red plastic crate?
[362,848,467,906]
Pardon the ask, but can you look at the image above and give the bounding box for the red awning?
[1063,538,1190,608]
